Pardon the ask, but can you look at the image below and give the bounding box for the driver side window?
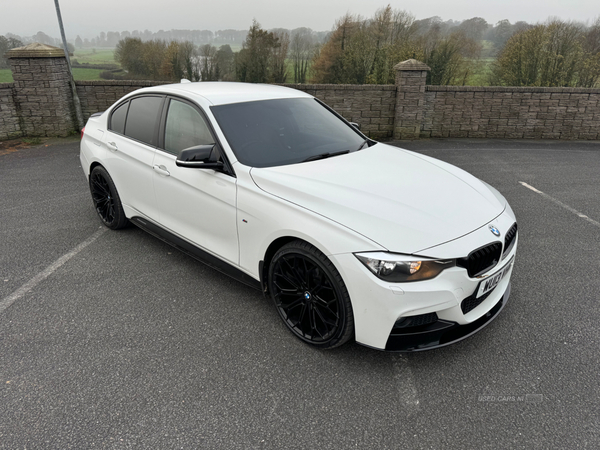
[164,99,214,155]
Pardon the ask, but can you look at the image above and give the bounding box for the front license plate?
[476,257,514,298]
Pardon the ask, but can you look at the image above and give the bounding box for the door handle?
[153,164,170,176]
[107,141,118,152]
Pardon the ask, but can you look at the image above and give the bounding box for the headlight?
[355,252,455,282]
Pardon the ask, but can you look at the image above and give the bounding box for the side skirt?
[130,216,262,291]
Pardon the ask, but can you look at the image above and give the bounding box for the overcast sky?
[3,0,598,39]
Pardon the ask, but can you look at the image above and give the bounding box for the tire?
[268,240,354,349]
[89,166,128,230]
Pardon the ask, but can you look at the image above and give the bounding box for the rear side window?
[109,102,128,135]
[123,96,163,146]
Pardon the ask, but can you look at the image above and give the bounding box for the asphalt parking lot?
[1,137,599,449]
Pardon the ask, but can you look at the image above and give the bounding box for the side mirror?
[349,122,361,130]
[176,144,224,170]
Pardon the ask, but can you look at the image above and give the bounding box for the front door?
[152,98,239,265]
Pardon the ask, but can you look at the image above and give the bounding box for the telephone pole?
[54,0,85,131]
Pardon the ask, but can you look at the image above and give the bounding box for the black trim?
[503,223,518,259]
[258,260,267,294]
[379,283,511,352]
[159,95,236,177]
[130,216,261,291]
[107,94,166,149]
[108,100,130,133]
[457,241,503,278]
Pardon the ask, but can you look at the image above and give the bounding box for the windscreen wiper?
[356,139,369,151]
[302,149,350,162]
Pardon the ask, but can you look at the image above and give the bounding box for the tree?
[311,7,480,86]
[458,17,488,41]
[34,31,54,45]
[310,13,362,84]
[199,44,218,81]
[115,37,147,77]
[270,31,290,83]
[179,41,200,81]
[490,20,589,87]
[421,30,481,85]
[216,45,235,81]
[578,19,600,87]
[0,35,23,69]
[75,35,83,48]
[106,32,120,47]
[290,28,315,83]
[236,20,282,83]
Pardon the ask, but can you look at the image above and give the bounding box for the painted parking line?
[519,182,600,229]
[0,228,107,315]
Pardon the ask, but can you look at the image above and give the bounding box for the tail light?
[81,127,85,139]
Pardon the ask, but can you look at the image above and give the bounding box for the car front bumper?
[331,213,518,351]
[382,282,510,351]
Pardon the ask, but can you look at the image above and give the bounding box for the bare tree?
[199,44,218,81]
[271,31,289,83]
[290,28,315,83]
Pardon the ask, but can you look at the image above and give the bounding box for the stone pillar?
[393,59,430,140]
[6,43,76,137]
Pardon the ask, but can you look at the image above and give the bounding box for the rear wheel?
[268,240,354,348]
[89,166,128,229]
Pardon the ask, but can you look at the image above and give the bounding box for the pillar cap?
[394,59,431,71]
[5,42,66,59]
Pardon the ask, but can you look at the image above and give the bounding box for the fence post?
[393,59,430,140]
[6,43,77,137]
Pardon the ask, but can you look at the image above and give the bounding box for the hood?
[250,143,505,254]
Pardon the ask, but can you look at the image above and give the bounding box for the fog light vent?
[393,312,439,330]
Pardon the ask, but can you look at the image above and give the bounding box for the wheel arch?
[88,161,103,178]
[260,236,317,295]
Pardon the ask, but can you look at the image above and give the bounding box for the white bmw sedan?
[80,82,518,351]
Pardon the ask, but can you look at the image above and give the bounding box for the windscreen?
[211,98,366,168]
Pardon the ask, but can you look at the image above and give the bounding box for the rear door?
[104,95,164,221]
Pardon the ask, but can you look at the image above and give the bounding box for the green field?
[0,67,106,82]
[466,58,495,86]
[0,69,13,83]
[73,48,118,66]
[72,68,105,80]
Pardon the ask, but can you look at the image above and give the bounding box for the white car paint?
[80,82,518,351]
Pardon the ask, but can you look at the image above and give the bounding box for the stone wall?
[1,46,599,141]
[0,83,22,140]
[74,81,397,140]
[8,54,77,137]
[282,84,397,140]
[76,80,166,119]
[420,86,600,140]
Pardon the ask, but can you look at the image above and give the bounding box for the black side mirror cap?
[176,144,224,169]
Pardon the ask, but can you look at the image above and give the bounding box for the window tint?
[211,98,365,168]
[164,99,214,154]
[110,101,128,135]
[124,96,163,146]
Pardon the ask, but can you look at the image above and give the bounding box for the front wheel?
[89,166,128,229]
[268,240,354,349]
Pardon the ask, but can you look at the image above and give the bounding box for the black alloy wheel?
[89,166,128,229]
[268,240,354,348]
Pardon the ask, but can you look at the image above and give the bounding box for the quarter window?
[110,101,128,135]
[164,99,214,154]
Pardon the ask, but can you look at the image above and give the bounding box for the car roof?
[134,81,313,106]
